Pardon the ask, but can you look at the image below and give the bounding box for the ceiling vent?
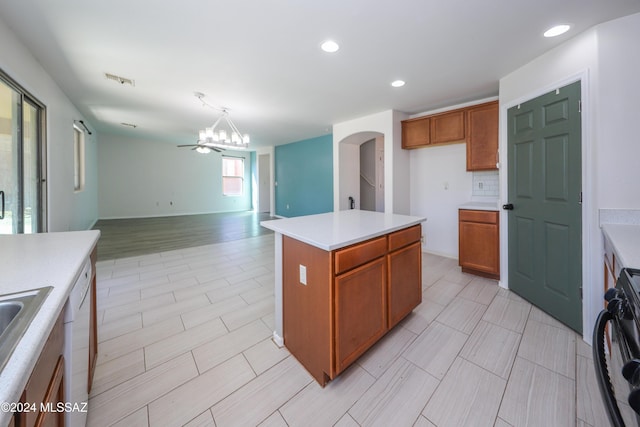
[104,72,135,86]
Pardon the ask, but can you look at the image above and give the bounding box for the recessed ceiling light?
[321,40,340,53]
[544,24,570,38]
[391,80,406,88]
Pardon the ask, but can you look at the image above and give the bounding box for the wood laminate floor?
[88,229,611,426]
[93,211,274,261]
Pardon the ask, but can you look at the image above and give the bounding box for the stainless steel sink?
[0,287,52,372]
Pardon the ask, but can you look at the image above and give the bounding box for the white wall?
[0,15,98,231]
[410,144,472,257]
[498,12,640,340]
[333,110,411,214]
[98,134,252,219]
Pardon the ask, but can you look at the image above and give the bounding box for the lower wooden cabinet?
[459,209,500,279]
[15,312,65,427]
[282,225,422,386]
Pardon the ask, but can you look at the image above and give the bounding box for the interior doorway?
[257,153,271,213]
[359,137,384,212]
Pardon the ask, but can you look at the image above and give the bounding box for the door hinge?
[578,100,582,113]
[579,191,582,205]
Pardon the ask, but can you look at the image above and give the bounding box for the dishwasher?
[63,258,92,427]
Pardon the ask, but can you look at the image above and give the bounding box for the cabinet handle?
[0,190,4,220]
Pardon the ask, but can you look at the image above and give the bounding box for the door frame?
[499,70,594,342]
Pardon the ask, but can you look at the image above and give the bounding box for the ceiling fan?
[177,141,225,154]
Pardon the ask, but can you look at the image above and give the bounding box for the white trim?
[499,70,593,341]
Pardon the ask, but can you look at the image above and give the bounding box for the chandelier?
[194,93,250,153]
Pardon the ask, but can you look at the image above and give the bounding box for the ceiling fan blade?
[177,144,198,147]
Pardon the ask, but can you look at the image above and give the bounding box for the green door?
[506,81,582,333]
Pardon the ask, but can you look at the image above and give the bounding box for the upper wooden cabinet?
[401,101,499,171]
[402,116,430,148]
[430,110,465,144]
[466,101,499,171]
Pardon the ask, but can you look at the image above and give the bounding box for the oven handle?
[593,309,626,427]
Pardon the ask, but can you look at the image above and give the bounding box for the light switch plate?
[299,265,307,285]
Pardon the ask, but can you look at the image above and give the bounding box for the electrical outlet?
[299,265,307,285]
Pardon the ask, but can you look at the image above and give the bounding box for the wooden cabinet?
[402,116,430,148]
[430,110,466,144]
[401,101,498,171]
[282,225,422,386]
[459,210,500,280]
[15,312,65,427]
[466,101,499,171]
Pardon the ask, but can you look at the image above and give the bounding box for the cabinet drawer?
[335,237,387,275]
[459,209,498,224]
[388,225,421,252]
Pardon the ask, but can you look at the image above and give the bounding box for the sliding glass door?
[0,72,46,234]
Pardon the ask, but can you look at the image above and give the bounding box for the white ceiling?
[1,0,639,148]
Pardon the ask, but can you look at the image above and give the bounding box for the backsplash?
[472,170,499,197]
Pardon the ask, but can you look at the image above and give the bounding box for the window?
[222,156,244,196]
[73,125,85,192]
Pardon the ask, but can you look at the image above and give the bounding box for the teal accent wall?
[275,135,333,217]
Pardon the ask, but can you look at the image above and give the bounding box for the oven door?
[594,309,640,426]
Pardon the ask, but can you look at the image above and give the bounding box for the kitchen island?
[261,210,425,385]
[0,230,100,427]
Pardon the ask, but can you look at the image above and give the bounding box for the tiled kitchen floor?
[88,234,607,427]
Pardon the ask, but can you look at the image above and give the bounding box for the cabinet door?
[466,101,498,170]
[335,258,387,373]
[388,242,422,328]
[34,356,65,427]
[459,214,500,279]
[402,117,430,149]
[430,110,465,144]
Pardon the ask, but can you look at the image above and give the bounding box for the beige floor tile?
[193,319,273,373]
[577,336,592,359]
[148,355,256,426]
[258,411,288,427]
[97,288,141,311]
[413,415,436,427]
[334,413,360,427]
[349,357,439,427]
[181,295,248,329]
[142,294,210,326]
[498,357,575,427]
[88,353,198,426]
[182,410,215,427]
[211,356,312,426]
[494,418,514,427]
[172,278,229,301]
[435,297,486,334]
[357,325,417,378]
[102,292,175,324]
[140,276,198,299]
[423,357,506,427]
[576,355,609,427]
[109,406,148,427]
[220,296,275,331]
[403,322,468,379]
[400,296,445,335]
[90,349,145,397]
[280,364,375,427]
[528,305,571,330]
[460,320,521,379]
[423,278,466,306]
[518,319,576,379]
[97,316,184,365]
[243,338,290,375]
[206,279,262,304]
[97,312,142,342]
[106,275,169,297]
[261,312,276,330]
[240,285,274,305]
[144,317,229,369]
[458,277,499,305]
[482,294,531,333]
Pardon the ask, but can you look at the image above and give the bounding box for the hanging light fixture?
[195,93,250,151]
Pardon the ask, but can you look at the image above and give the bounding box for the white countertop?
[601,224,640,269]
[0,230,100,425]
[261,210,426,251]
[459,201,500,211]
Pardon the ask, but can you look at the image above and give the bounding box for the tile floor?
[88,234,607,427]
